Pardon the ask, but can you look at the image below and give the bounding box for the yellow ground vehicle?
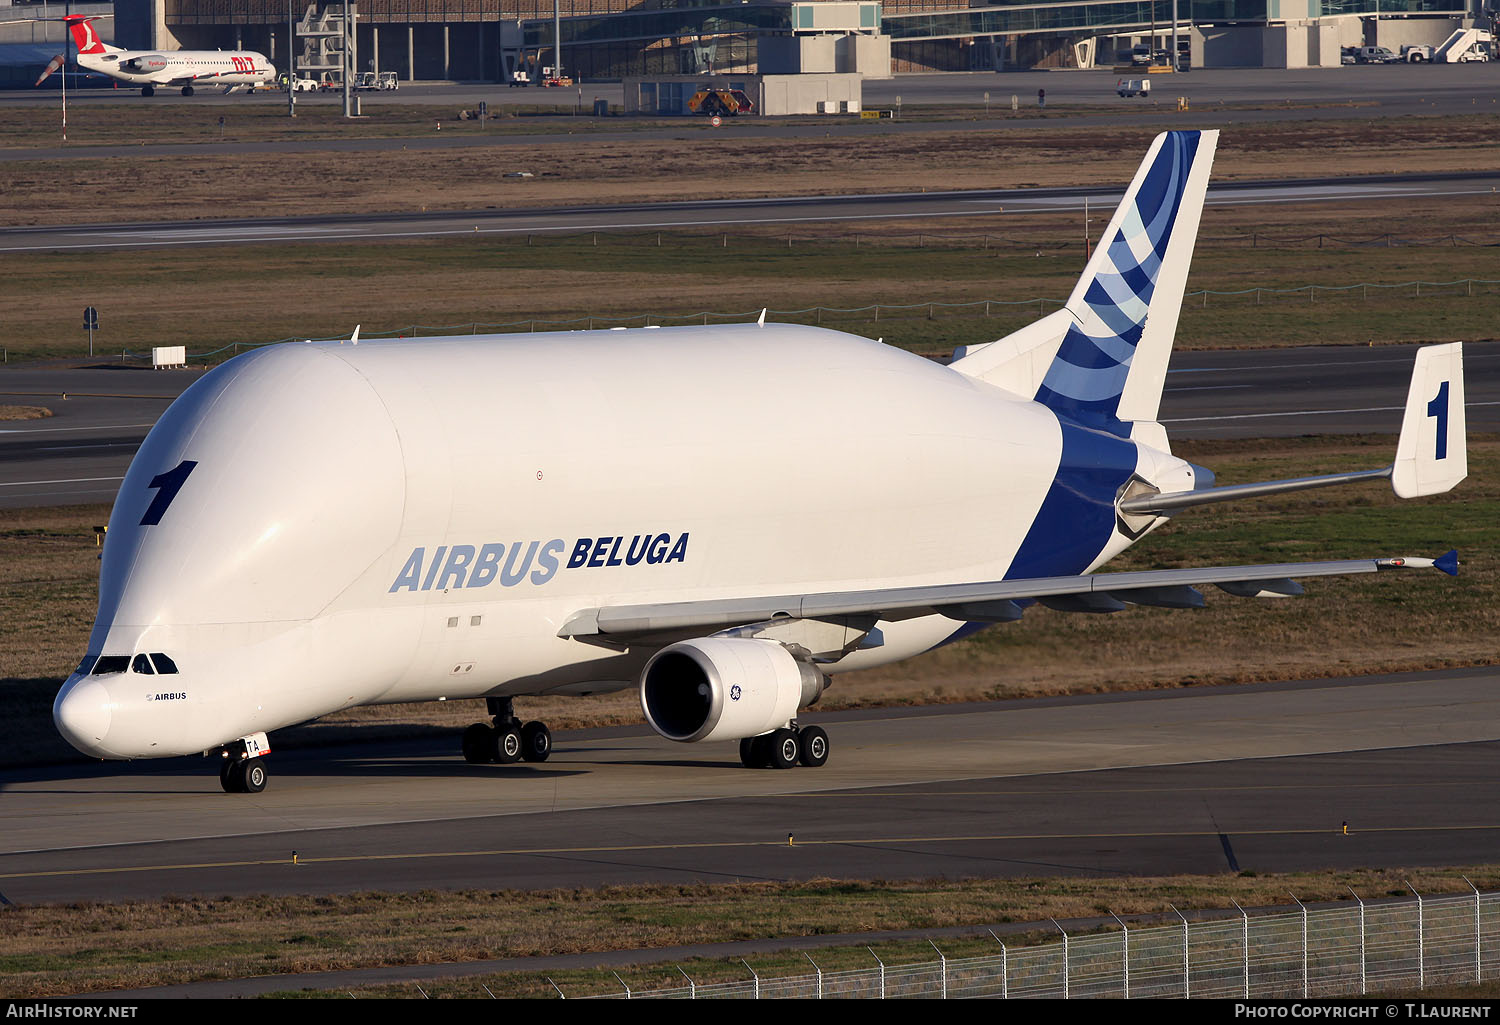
[687,88,754,116]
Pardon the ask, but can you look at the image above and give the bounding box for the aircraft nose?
[54,678,113,755]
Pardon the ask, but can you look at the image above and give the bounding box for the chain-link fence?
[575,890,1498,999]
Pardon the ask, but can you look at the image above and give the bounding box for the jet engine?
[640,638,827,743]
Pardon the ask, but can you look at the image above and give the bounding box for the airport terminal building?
[7,0,1494,81]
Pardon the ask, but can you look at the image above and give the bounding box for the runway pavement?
[3,668,1499,904]
[3,171,1497,253]
[10,65,1498,120]
[2,341,1495,508]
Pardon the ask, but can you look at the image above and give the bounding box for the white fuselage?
[53,326,1191,760]
[79,49,274,88]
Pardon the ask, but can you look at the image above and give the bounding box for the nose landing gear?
[462,697,552,766]
[217,732,271,793]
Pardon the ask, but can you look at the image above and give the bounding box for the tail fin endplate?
[1393,342,1466,498]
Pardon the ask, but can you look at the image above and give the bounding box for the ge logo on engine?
[730,685,742,701]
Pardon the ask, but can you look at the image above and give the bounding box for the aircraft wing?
[558,552,1458,640]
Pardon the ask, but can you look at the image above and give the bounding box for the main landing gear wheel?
[489,723,523,764]
[461,722,493,764]
[220,756,267,793]
[521,720,551,762]
[181,85,195,96]
[741,725,829,769]
[141,86,154,96]
[768,728,800,769]
[798,726,829,767]
[462,699,555,766]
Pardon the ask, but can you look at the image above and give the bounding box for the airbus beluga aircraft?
[53,130,1467,794]
[39,15,275,96]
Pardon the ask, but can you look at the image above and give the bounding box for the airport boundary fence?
[137,276,1500,365]
[570,890,1498,1000]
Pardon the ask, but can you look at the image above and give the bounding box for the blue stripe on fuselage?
[1007,416,1138,580]
[927,415,1138,651]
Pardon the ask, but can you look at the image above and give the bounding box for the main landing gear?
[141,85,154,96]
[181,86,195,96]
[218,736,269,793]
[739,723,829,769]
[462,696,551,765]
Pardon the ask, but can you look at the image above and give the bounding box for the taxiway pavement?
[2,668,1498,904]
[3,171,1496,253]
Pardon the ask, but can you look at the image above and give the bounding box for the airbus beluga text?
[53,130,1466,794]
[38,15,275,96]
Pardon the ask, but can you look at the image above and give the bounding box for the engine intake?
[640,637,827,744]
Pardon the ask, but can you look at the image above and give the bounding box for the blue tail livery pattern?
[1033,131,1201,435]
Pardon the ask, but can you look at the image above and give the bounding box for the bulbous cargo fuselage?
[53,325,1177,760]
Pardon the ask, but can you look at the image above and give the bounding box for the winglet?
[1393,342,1466,498]
[757,308,766,328]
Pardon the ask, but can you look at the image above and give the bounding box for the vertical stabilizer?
[65,16,120,56]
[1032,130,1217,434]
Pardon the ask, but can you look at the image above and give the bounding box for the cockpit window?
[131,654,155,675]
[150,653,179,675]
[92,656,130,675]
[75,655,99,676]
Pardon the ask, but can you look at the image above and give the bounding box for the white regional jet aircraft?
[41,15,275,96]
[53,130,1467,794]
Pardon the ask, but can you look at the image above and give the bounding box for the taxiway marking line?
[0,475,125,488]
[0,423,156,435]
[6,824,1499,881]
[1163,400,1500,424]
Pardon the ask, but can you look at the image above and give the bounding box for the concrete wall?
[1197,25,1265,67]
[1373,16,1464,49]
[1194,15,1463,67]
[624,73,862,115]
[761,33,887,76]
[760,72,861,113]
[837,32,890,77]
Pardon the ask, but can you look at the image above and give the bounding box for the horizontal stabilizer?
[1119,342,1467,516]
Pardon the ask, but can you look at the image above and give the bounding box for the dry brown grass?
[5,865,1499,997]
[3,193,1498,363]
[2,113,1498,227]
[0,405,53,420]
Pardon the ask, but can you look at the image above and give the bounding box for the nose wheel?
[220,756,267,793]
[216,733,271,793]
[461,697,552,766]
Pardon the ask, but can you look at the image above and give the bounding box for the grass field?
[3,112,1498,228]
[3,203,1498,364]
[5,865,1498,997]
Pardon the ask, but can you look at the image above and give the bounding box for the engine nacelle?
[640,637,827,744]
